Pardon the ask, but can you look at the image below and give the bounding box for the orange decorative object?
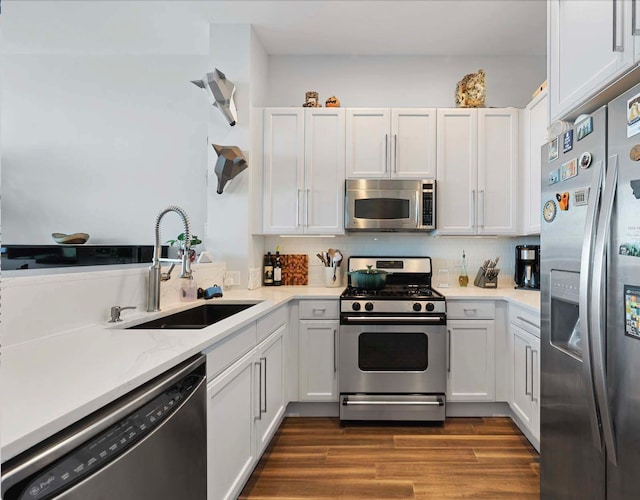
[325,96,340,107]
[557,192,570,211]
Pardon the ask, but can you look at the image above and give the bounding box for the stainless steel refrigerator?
[541,84,640,498]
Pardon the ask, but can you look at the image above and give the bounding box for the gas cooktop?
[341,285,445,300]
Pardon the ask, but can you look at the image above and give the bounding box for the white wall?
[0,2,210,246]
[267,55,546,108]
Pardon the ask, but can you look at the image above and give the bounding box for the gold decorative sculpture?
[455,69,486,108]
[303,91,321,107]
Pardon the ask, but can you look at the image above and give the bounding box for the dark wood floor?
[239,417,540,499]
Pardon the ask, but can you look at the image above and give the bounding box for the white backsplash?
[1,262,227,347]
[265,234,540,287]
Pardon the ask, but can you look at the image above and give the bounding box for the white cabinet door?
[298,319,339,401]
[447,319,496,402]
[255,325,286,455]
[549,0,633,122]
[509,324,541,441]
[521,90,548,235]
[477,108,519,235]
[304,108,346,234]
[391,108,437,179]
[263,108,305,234]
[346,108,391,178]
[207,351,256,500]
[436,109,478,235]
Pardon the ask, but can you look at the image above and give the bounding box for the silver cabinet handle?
[394,134,398,173]
[579,159,604,453]
[634,0,640,35]
[479,189,485,227]
[343,399,443,406]
[531,349,538,403]
[516,316,540,329]
[384,133,389,173]
[591,155,619,465]
[305,189,310,227]
[255,361,263,420]
[447,329,452,374]
[297,189,301,227]
[463,308,477,314]
[260,356,267,414]
[472,189,476,227]
[613,0,624,51]
[312,308,326,315]
[525,345,531,397]
[333,329,337,373]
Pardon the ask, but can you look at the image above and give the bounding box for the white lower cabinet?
[298,319,339,401]
[206,308,288,500]
[509,322,540,442]
[446,301,496,402]
[255,324,286,455]
[446,319,496,401]
[207,350,257,500]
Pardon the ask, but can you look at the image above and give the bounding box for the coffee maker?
[514,245,540,289]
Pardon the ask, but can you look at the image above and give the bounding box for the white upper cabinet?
[304,108,346,234]
[520,89,548,235]
[436,108,519,235]
[262,108,305,234]
[346,108,436,179]
[262,108,345,235]
[549,0,634,122]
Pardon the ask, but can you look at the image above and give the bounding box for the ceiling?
[5,0,547,57]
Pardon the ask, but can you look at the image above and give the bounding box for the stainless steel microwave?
[345,179,436,231]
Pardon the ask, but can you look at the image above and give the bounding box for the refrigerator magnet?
[631,179,640,199]
[630,145,640,161]
[548,138,559,162]
[556,192,570,211]
[548,168,560,185]
[561,158,578,180]
[563,130,574,153]
[624,286,640,339]
[627,93,640,138]
[576,117,593,141]
[543,200,557,222]
[579,152,592,169]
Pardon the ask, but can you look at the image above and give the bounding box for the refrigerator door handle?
[591,154,619,466]
[579,159,605,453]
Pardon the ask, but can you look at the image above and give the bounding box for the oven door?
[339,321,446,394]
[345,187,421,231]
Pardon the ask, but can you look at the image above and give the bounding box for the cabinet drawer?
[205,322,257,380]
[447,301,495,320]
[257,305,288,343]
[509,304,540,338]
[299,300,339,320]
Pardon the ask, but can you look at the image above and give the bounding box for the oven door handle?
[342,398,444,407]
[341,316,445,324]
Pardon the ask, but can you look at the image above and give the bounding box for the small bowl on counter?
[51,232,90,244]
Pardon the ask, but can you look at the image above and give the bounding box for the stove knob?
[413,303,422,312]
[352,302,361,311]
[426,303,435,312]
[365,302,374,311]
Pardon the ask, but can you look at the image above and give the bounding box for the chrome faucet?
[148,205,193,312]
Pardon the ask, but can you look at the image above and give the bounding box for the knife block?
[474,267,499,288]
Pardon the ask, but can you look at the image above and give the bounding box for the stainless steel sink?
[126,302,260,330]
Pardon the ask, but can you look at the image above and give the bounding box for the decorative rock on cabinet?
[346,108,436,179]
[436,108,519,235]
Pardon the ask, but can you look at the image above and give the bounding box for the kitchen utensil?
[348,265,389,290]
[331,253,343,281]
[316,253,327,266]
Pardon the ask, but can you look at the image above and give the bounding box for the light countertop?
[1,284,539,462]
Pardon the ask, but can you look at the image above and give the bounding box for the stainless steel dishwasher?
[2,354,207,500]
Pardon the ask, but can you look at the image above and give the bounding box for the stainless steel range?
[339,256,447,422]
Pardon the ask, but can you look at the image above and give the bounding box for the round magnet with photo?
[579,151,592,169]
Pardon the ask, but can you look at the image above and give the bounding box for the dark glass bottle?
[273,250,282,286]
[264,252,274,286]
